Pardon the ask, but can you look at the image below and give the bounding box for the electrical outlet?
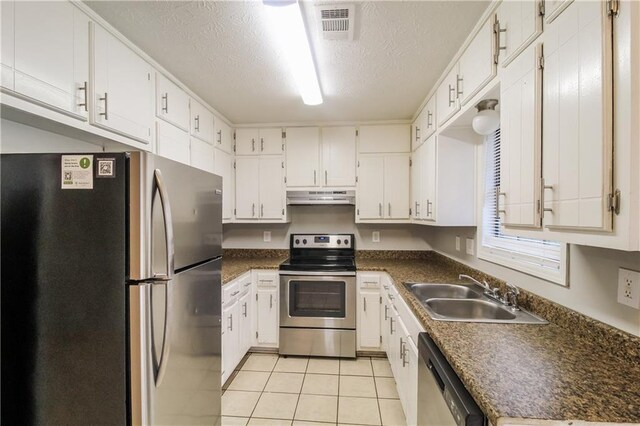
[617,268,640,309]
[372,231,380,243]
[263,231,271,242]
[466,238,475,256]
[455,236,461,251]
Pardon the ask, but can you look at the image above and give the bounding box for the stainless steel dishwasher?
[418,333,486,426]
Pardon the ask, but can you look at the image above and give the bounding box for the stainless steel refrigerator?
[1,152,222,425]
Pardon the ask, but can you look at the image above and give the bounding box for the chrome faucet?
[458,274,502,302]
[503,283,521,311]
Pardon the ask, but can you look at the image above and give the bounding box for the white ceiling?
[85,1,490,125]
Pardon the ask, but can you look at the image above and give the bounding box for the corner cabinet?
[356,153,410,223]
[90,23,153,144]
[235,156,287,222]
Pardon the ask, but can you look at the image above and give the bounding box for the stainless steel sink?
[405,283,483,301]
[403,282,547,324]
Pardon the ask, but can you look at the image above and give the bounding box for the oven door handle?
[278,270,356,277]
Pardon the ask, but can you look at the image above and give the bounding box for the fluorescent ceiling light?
[263,0,323,106]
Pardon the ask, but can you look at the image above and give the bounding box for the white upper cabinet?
[357,153,410,222]
[458,16,497,106]
[285,127,320,187]
[91,23,153,144]
[436,64,461,127]
[1,1,14,90]
[411,146,422,219]
[411,114,422,152]
[214,148,235,222]
[542,0,613,232]
[321,126,357,187]
[190,98,215,144]
[155,73,189,131]
[11,1,89,119]
[500,43,543,228]
[236,128,283,155]
[495,0,544,67]
[358,124,411,153]
[421,95,437,141]
[214,117,234,154]
[156,119,190,166]
[190,138,214,173]
[235,156,285,222]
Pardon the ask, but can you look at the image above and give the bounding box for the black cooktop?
[279,257,356,272]
[280,233,356,272]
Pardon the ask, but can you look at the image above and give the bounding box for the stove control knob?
[337,239,341,245]
[295,239,300,245]
[302,239,307,244]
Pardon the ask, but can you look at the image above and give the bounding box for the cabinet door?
[387,304,400,379]
[411,145,423,220]
[411,114,422,152]
[92,23,153,144]
[459,17,496,106]
[322,126,357,187]
[496,0,543,67]
[214,148,235,221]
[500,43,542,228]
[380,293,390,352]
[422,95,437,140]
[1,0,14,90]
[156,120,190,165]
[404,335,419,426]
[214,117,234,154]
[423,135,437,222]
[156,73,189,131]
[542,1,613,231]
[358,125,411,153]
[190,138,214,173]
[13,1,89,118]
[235,157,260,219]
[436,64,460,127]
[235,128,259,156]
[285,127,320,187]
[357,155,385,219]
[358,290,381,349]
[396,318,411,416]
[256,288,278,346]
[190,98,214,144]
[238,290,252,357]
[222,300,239,381]
[258,156,284,220]
[384,154,410,219]
[259,128,283,155]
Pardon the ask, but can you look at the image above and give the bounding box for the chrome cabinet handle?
[383,285,389,290]
[78,81,88,112]
[261,204,264,217]
[251,138,255,151]
[99,92,109,120]
[427,200,433,217]
[415,201,420,217]
[269,294,273,309]
[378,203,382,217]
[364,297,367,312]
[427,111,433,127]
[261,137,264,151]
[390,317,395,335]
[493,16,507,64]
[384,305,388,320]
[415,126,420,142]
[495,187,506,217]
[456,75,463,98]
[314,170,317,185]
[243,302,247,317]
[389,294,395,301]
[231,290,239,297]
[448,85,455,107]
[162,93,168,113]
[195,115,200,132]
[325,170,328,185]
[244,282,251,287]
[388,203,391,217]
[252,203,255,217]
[217,130,222,144]
[402,344,409,367]
[228,314,233,331]
[399,337,404,359]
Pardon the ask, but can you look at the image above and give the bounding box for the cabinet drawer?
[222,281,240,306]
[256,272,278,288]
[358,273,381,288]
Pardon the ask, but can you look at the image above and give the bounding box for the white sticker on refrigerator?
[61,155,94,189]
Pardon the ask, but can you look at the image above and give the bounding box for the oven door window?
[289,280,346,318]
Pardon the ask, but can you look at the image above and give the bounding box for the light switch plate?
[466,238,475,256]
[617,267,640,309]
[372,231,380,243]
[263,231,271,242]
[455,236,461,251]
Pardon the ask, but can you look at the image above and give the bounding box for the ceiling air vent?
[317,4,354,40]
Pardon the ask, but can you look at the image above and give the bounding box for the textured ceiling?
[85,1,490,124]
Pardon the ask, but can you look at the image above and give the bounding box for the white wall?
[1,119,104,153]
[424,226,640,336]
[223,205,432,251]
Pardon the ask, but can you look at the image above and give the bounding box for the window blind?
[481,129,562,272]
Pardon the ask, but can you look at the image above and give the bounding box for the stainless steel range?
[279,234,356,358]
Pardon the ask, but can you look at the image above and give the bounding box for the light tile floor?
[222,354,406,426]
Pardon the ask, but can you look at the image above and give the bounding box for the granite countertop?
[356,254,640,425]
[221,249,288,284]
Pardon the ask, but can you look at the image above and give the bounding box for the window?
[479,129,568,285]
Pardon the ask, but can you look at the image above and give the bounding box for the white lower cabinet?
[254,271,279,347]
[357,273,381,350]
[221,279,241,385]
[238,275,253,357]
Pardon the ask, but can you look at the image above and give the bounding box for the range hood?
[287,190,355,205]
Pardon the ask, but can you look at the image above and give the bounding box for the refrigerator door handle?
[152,169,175,282]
